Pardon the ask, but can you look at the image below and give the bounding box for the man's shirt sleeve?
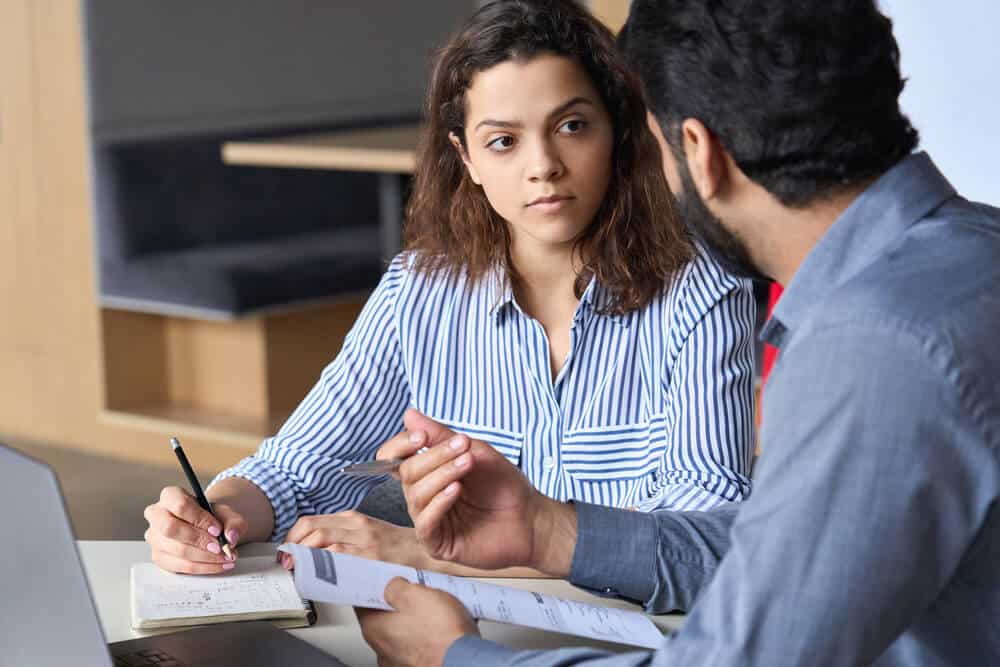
[570,502,734,613]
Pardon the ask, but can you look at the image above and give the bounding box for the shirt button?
[543,456,556,469]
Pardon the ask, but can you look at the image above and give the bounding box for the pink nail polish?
[206,541,221,554]
[207,524,221,537]
[222,562,235,570]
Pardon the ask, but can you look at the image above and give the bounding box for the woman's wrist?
[206,477,275,543]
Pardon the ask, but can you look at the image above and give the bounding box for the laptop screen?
[0,444,113,666]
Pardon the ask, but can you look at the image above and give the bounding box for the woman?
[143,0,756,575]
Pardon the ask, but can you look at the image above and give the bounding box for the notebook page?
[132,556,304,622]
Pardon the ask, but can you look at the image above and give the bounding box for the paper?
[131,556,306,626]
[278,543,664,649]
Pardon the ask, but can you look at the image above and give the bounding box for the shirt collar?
[762,152,956,347]
[485,268,624,326]
[485,266,516,320]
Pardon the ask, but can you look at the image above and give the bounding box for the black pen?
[170,437,234,560]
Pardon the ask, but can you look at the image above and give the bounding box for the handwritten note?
[279,543,664,649]
[131,556,305,627]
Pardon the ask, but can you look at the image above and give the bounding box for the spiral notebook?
[130,556,316,630]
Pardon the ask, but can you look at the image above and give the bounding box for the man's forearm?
[207,477,275,543]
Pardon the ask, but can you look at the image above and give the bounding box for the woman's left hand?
[282,511,428,569]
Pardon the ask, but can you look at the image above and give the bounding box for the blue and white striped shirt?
[214,250,757,540]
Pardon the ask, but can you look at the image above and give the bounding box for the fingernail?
[449,436,465,450]
[206,541,221,554]
[222,562,235,570]
[226,529,239,545]
[409,430,426,444]
[207,524,221,537]
[454,453,470,468]
[444,482,459,496]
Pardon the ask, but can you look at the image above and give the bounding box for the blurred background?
[1,1,995,539]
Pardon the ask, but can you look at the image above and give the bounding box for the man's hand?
[356,577,479,667]
[281,511,429,569]
[379,409,578,575]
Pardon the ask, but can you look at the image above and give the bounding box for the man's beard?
[675,161,769,282]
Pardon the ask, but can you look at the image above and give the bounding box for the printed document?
[278,543,663,649]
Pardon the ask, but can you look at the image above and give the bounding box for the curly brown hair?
[404,0,692,315]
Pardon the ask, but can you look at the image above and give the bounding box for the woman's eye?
[486,135,515,152]
[558,119,586,134]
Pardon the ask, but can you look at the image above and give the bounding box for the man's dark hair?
[619,0,920,206]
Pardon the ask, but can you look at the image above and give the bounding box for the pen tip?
[170,437,181,450]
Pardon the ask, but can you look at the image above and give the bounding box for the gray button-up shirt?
[446,153,1000,666]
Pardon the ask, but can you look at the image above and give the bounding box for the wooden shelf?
[222,125,422,174]
[99,300,365,449]
[99,405,281,450]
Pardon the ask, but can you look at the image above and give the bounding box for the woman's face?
[453,53,614,256]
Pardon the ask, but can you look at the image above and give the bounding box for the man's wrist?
[530,497,577,576]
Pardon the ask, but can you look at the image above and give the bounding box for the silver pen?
[340,447,430,476]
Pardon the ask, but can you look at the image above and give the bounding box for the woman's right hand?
[143,486,247,574]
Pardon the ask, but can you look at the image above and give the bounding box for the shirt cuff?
[445,636,519,666]
[569,502,658,606]
[210,456,301,541]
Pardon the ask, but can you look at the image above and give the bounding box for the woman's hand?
[282,511,429,569]
[143,486,246,574]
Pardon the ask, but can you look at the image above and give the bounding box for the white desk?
[79,541,684,667]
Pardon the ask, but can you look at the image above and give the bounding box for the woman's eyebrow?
[545,96,595,119]
[472,96,595,132]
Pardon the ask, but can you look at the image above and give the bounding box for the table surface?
[221,125,423,174]
[79,540,683,667]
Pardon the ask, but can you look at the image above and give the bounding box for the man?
[356,1,1000,664]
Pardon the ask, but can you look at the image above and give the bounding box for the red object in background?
[761,283,783,382]
[754,283,783,437]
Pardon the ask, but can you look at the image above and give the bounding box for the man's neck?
[744,183,871,286]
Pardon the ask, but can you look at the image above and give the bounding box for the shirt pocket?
[561,414,668,482]
[438,419,524,467]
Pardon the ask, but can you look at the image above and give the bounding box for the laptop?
[0,443,347,666]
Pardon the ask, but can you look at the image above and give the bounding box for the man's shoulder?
[814,195,1000,348]
[791,198,1000,447]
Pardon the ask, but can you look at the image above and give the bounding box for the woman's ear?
[449,131,482,186]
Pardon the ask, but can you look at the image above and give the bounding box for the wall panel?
[0,1,250,473]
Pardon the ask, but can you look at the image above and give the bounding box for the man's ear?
[448,131,482,186]
[680,118,729,201]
